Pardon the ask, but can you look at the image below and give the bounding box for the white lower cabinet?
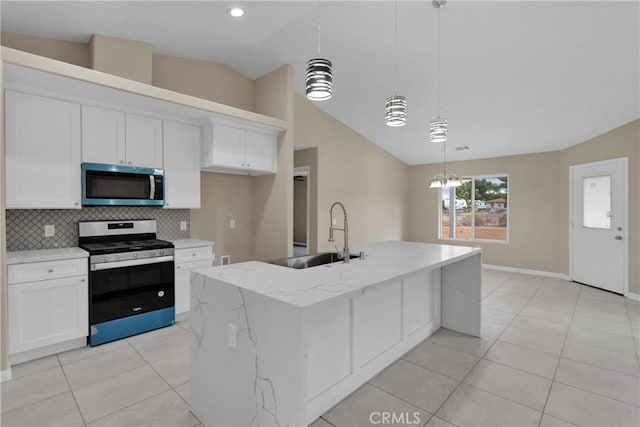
[174,243,214,315]
[9,272,88,355]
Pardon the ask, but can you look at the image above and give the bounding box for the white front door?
[570,158,628,294]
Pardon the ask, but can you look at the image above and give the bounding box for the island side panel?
[304,269,441,423]
[441,253,482,337]
[190,272,306,427]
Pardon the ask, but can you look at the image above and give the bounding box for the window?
[440,175,508,241]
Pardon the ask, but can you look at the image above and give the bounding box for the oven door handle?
[91,255,174,271]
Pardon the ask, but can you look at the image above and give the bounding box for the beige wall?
[89,34,152,84]
[152,54,254,111]
[408,119,640,294]
[293,178,307,244]
[1,32,89,68]
[294,95,410,252]
[409,151,561,272]
[294,148,319,253]
[252,66,295,260]
[190,172,254,264]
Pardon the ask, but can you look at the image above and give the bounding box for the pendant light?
[385,0,407,126]
[306,1,333,101]
[429,142,461,188]
[428,0,461,189]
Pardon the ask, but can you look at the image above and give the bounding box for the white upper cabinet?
[125,113,163,169]
[163,121,201,209]
[81,105,126,165]
[245,130,277,172]
[201,119,277,175]
[81,107,163,169]
[5,90,82,209]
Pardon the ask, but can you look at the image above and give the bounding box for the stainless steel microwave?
[82,163,165,206]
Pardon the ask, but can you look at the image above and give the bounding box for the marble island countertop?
[194,240,481,308]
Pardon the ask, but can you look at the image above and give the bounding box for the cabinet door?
[5,91,82,209]
[175,259,212,314]
[125,113,163,169]
[81,105,126,165]
[163,121,201,209]
[212,123,245,168]
[244,130,276,172]
[9,276,88,354]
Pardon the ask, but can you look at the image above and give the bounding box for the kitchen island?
[190,241,481,427]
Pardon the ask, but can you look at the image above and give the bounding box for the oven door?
[89,257,175,326]
[82,162,164,206]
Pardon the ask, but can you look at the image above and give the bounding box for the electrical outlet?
[221,255,231,266]
[229,219,236,229]
[180,221,187,231]
[44,225,55,237]
[228,323,237,349]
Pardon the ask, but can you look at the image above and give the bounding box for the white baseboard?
[625,292,640,302]
[482,264,570,280]
[1,368,12,383]
[483,264,640,301]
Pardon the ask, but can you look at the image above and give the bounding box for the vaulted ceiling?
[2,1,638,164]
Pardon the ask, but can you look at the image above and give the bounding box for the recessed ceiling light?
[227,7,244,18]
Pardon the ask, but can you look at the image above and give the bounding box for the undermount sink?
[266,252,360,269]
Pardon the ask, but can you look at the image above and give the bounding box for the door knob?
[614,235,623,240]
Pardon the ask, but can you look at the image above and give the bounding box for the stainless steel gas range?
[79,220,175,346]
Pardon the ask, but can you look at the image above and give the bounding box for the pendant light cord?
[317,0,322,56]
[436,5,441,118]
[394,0,398,94]
[442,142,447,175]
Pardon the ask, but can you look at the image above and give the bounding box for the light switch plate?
[229,219,236,229]
[180,221,187,231]
[44,225,55,237]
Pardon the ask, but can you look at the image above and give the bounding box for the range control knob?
[115,255,120,261]
[159,250,165,256]
[105,255,111,262]
[150,251,156,257]
[133,253,138,259]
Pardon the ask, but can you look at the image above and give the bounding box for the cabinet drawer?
[175,246,213,263]
[8,258,88,285]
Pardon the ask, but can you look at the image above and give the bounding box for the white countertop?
[194,240,481,308]
[170,239,214,249]
[7,247,89,265]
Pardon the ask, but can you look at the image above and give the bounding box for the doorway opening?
[293,166,310,256]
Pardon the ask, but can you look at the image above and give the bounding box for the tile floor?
[1,270,639,426]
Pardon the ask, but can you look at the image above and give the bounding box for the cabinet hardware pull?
[48,269,53,273]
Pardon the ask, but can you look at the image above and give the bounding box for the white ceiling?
[2,1,638,165]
